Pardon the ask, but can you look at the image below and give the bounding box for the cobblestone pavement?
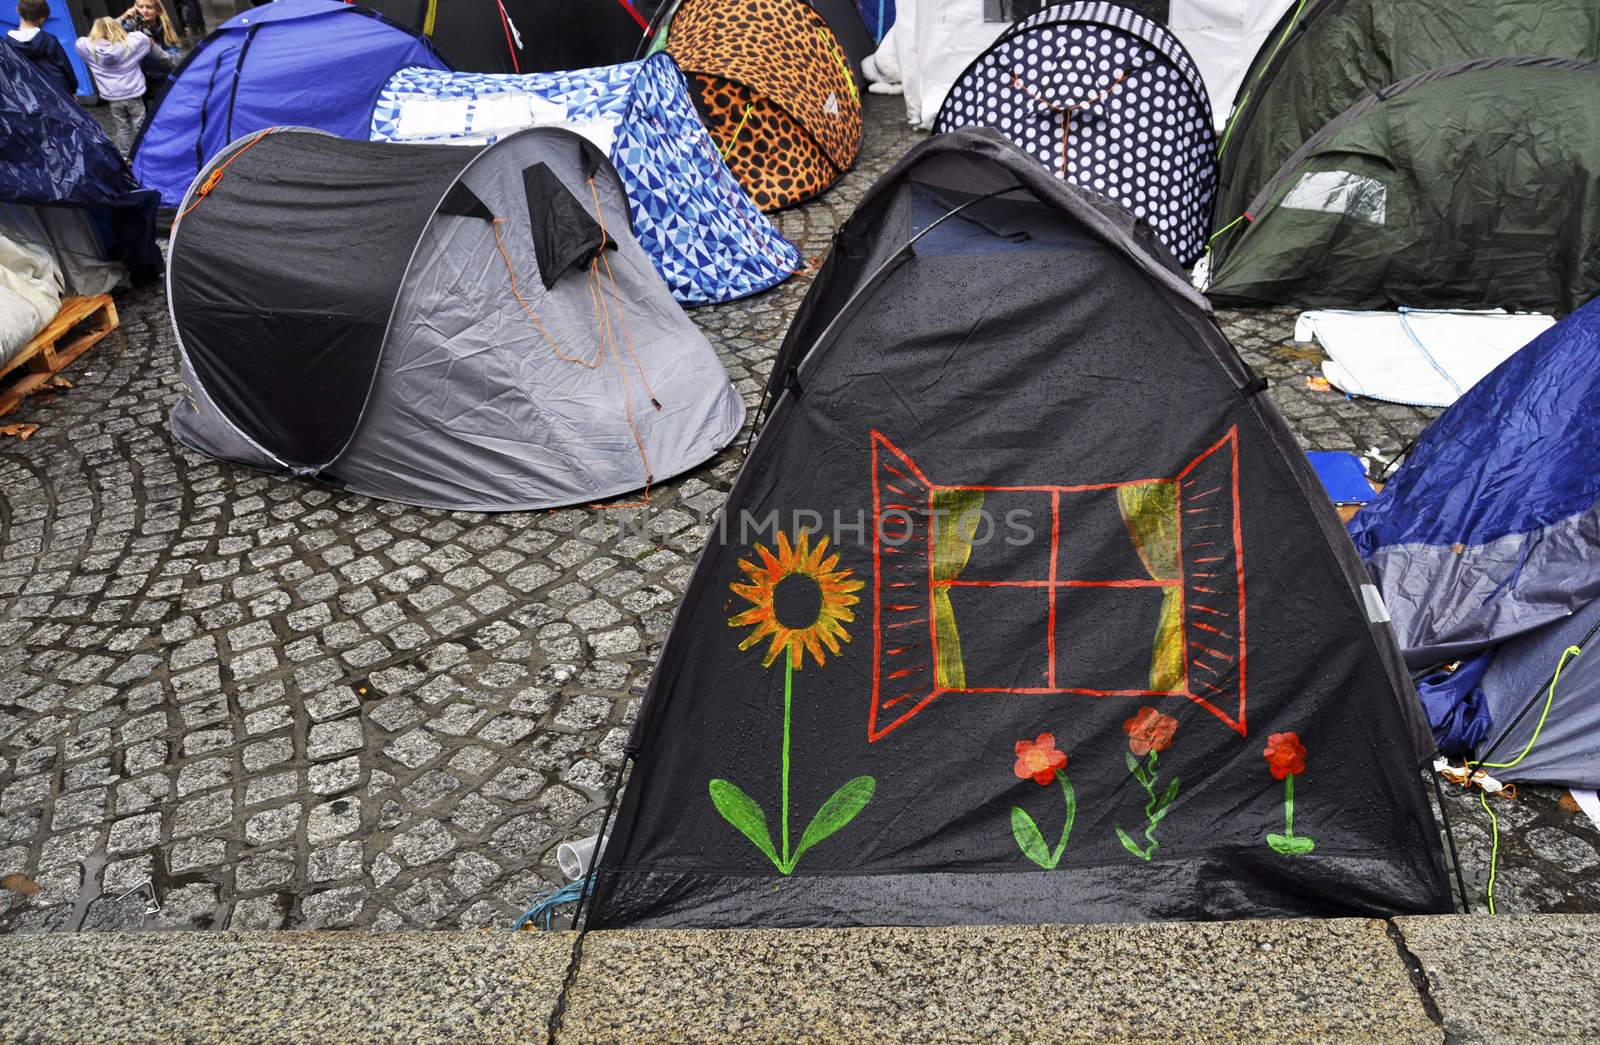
[4,96,1596,933]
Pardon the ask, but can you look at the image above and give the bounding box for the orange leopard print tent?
[652,0,862,211]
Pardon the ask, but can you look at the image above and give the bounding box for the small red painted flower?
[1123,707,1179,757]
[1263,732,1307,779]
[1013,733,1067,786]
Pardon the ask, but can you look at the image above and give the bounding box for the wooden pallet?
[0,294,118,418]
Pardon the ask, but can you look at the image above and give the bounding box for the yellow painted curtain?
[1117,482,1185,692]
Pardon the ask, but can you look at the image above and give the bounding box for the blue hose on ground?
[513,879,590,931]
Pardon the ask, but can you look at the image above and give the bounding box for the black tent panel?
[169,131,473,470]
[588,129,1450,930]
[523,162,614,289]
[439,181,494,222]
[364,0,649,74]
[807,0,873,91]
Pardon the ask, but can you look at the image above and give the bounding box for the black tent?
[807,0,873,91]
[586,128,1452,929]
[362,0,652,74]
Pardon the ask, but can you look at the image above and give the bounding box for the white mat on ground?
[1295,309,1555,408]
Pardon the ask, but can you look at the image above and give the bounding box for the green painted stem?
[780,656,793,870]
[1050,770,1076,865]
[1283,773,1295,837]
[1140,759,1160,856]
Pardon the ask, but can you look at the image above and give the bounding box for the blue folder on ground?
[1307,451,1373,505]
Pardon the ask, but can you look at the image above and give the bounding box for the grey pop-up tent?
[168,127,744,511]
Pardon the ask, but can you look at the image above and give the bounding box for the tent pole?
[781,183,1028,391]
[1430,768,1472,913]
[570,750,633,931]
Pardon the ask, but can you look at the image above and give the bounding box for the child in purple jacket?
[75,17,150,155]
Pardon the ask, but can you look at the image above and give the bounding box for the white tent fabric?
[877,0,1297,130]
[1169,0,1297,128]
[0,230,61,367]
[1296,309,1557,409]
[871,0,1007,128]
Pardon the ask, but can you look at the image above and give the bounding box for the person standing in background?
[6,0,79,96]
[118,0,177,98]
[175,0,203,37]
[74,16,149,154]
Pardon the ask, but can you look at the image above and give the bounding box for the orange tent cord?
[584,177,656,509]
[588,178,661,410]
[492,219,602,368]
[177,129,273,222]
[1010,69,1134,177]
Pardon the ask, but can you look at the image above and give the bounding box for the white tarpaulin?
[1296,308,1557,408]
[876,0,1007,128]
[1169,0,1297,129]
[875,0,1296,131]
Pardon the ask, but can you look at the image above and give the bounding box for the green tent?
[1205,58,1600,313]
[1213,0,1600,237]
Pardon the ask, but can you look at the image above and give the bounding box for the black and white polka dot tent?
[933,1,1216,266]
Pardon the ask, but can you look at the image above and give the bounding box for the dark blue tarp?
[131,0,448,209]
[1349,296,1600,780]
[0,39,161,283]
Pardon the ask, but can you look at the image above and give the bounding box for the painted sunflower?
[729,530,863,670]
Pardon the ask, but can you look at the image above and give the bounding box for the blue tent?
[370,56,802,304]
[131,0,448,209]
[0,40,160,282]
[856,0,893,41]
[1349,297,1600,783]
[0,6,92,98]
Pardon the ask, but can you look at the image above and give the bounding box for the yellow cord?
[817,28,859,104]
[1217,0,1310,156]
[720,104,754,161]
[1469,644,1581,916]
[1479,789,1499,914]
[1206,211,1247,251]
[1472,645,1582,771]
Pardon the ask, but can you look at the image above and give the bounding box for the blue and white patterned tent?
[372,54,801,305]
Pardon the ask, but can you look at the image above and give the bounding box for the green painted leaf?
[1117,825,1152,862]
[1267,833,1316,856]
[709,779,780,870]
[1012,806,1053,869]
[1124,750,1141,777]
[790,775,876,867]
